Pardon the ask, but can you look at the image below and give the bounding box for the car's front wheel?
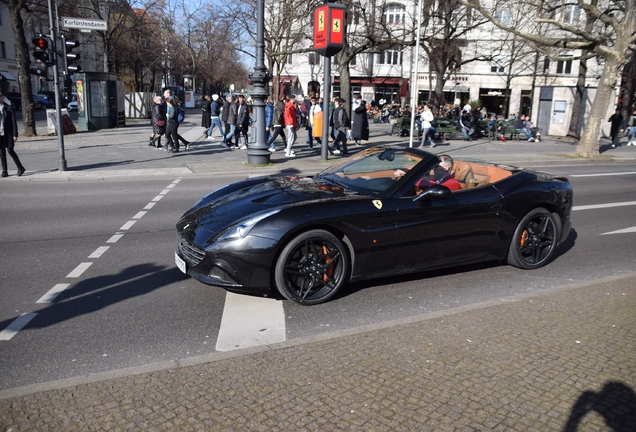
[508,207,559,269]
[274,230,348,305]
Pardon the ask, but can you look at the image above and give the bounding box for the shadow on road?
[562,381,636,431]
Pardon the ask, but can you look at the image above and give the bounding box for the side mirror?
[413,184,452,202]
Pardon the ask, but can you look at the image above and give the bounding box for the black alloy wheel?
[507,207,559,270]
[275,230,348,305]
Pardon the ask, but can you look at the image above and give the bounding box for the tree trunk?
[338,51,352,118]
[431,70,446,116]
[7,0,36,136]
[567,58,587,139]
[575,57,620,158]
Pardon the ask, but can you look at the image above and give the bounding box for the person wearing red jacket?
[283,94,299,157]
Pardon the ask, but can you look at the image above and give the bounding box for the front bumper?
[176,233,279,296]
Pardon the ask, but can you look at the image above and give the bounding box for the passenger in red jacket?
[283,95,299,157]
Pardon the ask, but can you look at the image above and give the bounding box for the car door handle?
[491,203,503,210]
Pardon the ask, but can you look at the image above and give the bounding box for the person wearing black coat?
[149,96,166,148]
[351,101,369,146]
[236,95,250,149]
[200,95,211,130]
[0,91,24,177]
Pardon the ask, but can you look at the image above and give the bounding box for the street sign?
[62,17,107,31]
[313,3,346,57]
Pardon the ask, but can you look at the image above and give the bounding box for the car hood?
[177,176,351,237]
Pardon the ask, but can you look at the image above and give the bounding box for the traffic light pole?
[47,0,67,171]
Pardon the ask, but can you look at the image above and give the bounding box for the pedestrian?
[162,89,189,148]
[0,91,24,177]
[332,97,350,155]
[200,95,211,131]
[173,97,190,149]
[304,97,322,150]
[148,95,166,149]
[236,95,250,150]
[264,95,273,143]
[266,98,287,152]
[164,97,180,153]
[608,108,623,148]
[221,95,238,149]
[283,94,298,157]
[206,94,223,140]
[627,107,636,146]
[418,103,435,148]
[351,100,369,147]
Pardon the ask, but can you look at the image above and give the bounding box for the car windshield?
[316,147,433,196]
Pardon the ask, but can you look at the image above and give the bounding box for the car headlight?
[217,209,281,241]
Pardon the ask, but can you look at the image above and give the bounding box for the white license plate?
[175,252,187,274]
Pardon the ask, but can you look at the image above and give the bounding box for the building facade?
[272,0,616,137]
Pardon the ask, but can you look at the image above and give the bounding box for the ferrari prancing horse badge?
[372,200,382,209]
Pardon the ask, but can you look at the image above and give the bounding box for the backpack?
[177,106,185,123]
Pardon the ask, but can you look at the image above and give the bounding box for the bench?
[435,120,458,140]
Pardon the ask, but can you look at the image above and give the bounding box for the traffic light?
[32,36,52,64]
[30,36,52,75]
[65,40,81,74]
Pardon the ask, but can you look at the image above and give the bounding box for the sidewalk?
[1,273,634,430]
[7,112,636,180]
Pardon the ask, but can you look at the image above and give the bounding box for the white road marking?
[106,233,124,243]
[573,201,636,211]
[570,171,636,177]
[602,226,636,235]
[88,246,110,259]
[66,262,93,278]
[120,220,136,230]
[216,292,286,352]
[5,180,182,341]
[0,313,38,341]
[36,284,70,304]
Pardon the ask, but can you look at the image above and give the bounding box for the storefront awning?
[278,75,298,84]
[334,77,404,86]
[0,71,16,81]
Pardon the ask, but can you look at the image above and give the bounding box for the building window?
[308,52,319,65]
[556,59,572,74]
[350,54,356,66]
[0,42,5,59]
[384,5,405,25]
[490,55,505,73]
[286,54,293,64]
[378,50,402,65]
[494,9,510,25]
[543,57,550,74]
[562,5,581,24]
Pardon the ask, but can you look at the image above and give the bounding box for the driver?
[413,154,461,191]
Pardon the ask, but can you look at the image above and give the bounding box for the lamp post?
[247,0,271,165]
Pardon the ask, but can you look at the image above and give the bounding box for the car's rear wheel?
[275,230,348,305]
[508,207,559,269]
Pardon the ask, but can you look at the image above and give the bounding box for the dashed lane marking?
[36,284,70,304]
[573,201,636,211]
[602,226,636,235]
[88,246,110,259]
[0,313,38,341]
[66,262,93,278]
[1,178,184,341]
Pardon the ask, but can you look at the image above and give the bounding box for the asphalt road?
[0,163,635,392]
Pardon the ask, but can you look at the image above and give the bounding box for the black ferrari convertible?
[175,147,573,305]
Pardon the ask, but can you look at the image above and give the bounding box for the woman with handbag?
[149,96,166,148]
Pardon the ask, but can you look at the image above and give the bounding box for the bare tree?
[459,0,636,158]
[1,0,38,136]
